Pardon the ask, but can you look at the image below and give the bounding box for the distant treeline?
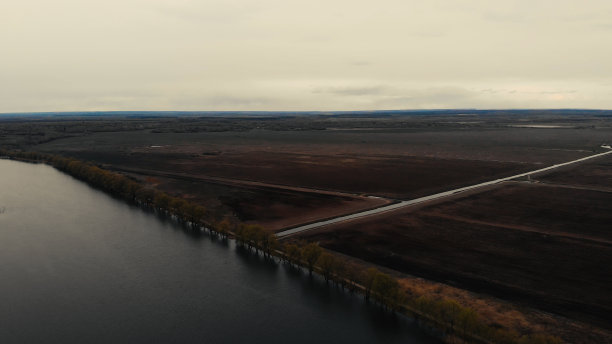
[1,149,563,344]
[3,108,612,118]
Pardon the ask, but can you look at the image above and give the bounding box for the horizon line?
[2,108,612,116]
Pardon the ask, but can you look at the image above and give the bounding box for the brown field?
[32,125,608,164]
[33,124,601,229]
[295,181,612,328]
[55,145,532,231]
[121,169,389,231]
[537,154,612,189]
[3,113,612,341]
[70,149,533,199]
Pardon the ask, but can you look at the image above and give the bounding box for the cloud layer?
[1,0,611,112]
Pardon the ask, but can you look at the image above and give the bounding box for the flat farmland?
[33,127,612,200]
[4,112,612,341]
[29,124,611,233]
[295,182,612,327]
[95,150,530,199]
[33,126,611,164]
[61,146,531,228]
[123,170,389,232]
[537,154,612,189]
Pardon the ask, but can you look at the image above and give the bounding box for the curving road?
[277,148,612,238]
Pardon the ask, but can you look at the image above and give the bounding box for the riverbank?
[0,149,567,343]
[1,157,439,344]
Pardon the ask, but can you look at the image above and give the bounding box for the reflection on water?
[0,159,437,344]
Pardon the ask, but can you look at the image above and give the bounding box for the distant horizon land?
[1,108,612,118]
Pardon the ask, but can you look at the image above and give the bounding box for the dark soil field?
[122,170,389,231]
[537,154,612,189]
[28,122,612,201]
[421,182,612,242]
[31,125,610,164]
[296,179,612,328]
[65,149,532,200]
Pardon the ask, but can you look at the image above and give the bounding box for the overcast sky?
[1,0,611,112]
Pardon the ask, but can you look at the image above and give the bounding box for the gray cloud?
[1,0,611,112]
[204,95,273,107]
[312,86,387,96]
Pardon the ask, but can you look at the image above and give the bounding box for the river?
[0,159,436,343]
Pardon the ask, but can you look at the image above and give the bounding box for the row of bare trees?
[411,295,563,344]
[283,239,563,344]
[234,224,279,258]
[281,240,563,344]
[281,242,404,310]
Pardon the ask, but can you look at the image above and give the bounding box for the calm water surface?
[0,159,437,343]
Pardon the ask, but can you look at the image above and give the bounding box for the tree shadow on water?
[233,244,279,274]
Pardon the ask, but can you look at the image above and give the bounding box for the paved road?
[277,148,612,238]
